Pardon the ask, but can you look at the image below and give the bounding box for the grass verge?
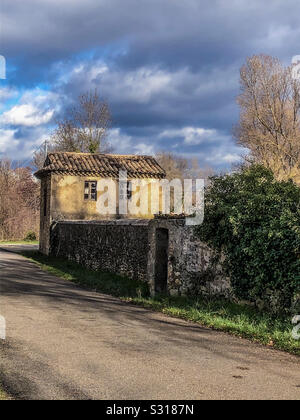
[0,386,10,400]
[20,251,149,298]
[20,250,300,356]
[0,240,38,245]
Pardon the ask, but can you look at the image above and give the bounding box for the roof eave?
[34,169,166,179]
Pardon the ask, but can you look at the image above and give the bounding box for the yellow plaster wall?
[50,174,162,220]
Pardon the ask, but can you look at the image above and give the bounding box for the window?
[127,181,132,200]
[84,181,97,201]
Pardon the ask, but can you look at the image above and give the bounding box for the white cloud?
[0,88,60,127]
[159,126,218,145]
[1,104,54,127]
[205,149,245,165]
[107,128,155,155]
[107,128,132,153]
[0,87,18,102]
[221,153,242,163]
[0,126,51,161]
[133,142,155,155]
[0,129,19,155]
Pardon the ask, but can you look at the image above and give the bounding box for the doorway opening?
[154,228,169,294]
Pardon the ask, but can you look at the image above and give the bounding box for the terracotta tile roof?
[34,152,166,179]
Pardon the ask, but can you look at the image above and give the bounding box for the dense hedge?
[196,165,300,313]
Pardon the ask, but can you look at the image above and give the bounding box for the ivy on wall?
[196,165,300,313]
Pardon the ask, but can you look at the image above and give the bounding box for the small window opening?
[84,181,97,201]
[127,181,132,200]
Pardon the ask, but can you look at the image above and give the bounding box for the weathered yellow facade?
[35,152,166,254]
[51,174,161,221]
[38,173,163,254]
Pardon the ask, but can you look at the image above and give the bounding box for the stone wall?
[147,217,231,297]
[49,217,231,297]
[50,219,150,282]
[39,174,52,255]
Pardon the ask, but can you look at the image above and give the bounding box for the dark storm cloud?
[3,0,300,84]
[1,0,300,168]
[56,59,239,131]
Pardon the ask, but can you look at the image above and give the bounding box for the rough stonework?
[50,220,150,282]
[49,217,231,297]
[39,174,52,255]
[147,217,231,297]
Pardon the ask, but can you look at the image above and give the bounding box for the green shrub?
[24,231,37,241]
[196,165,300,313]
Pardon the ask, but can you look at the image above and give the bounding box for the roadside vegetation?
[20,250,300,356]
[21,251,149,298]
[0,240,38,245]
[197,164,300,314]
[0,385,10,400]
[0,161,39,242]
[0,391,7,400]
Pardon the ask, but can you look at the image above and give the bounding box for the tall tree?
[53,90,111,153]
[234,54,300,184]
[33,89,111,169]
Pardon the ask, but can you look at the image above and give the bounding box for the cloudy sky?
[1,0,300,170]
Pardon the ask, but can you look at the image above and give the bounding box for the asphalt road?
[0,247,299,400]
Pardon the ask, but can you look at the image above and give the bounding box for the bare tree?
[0,159,40,240]
[186,157,214,184]
[32,141,55,170]
[155,152,214,213]
[53,90,111,153]
[33,89,112,169]
[156,151,214,182]
[234,54,300,184]
[155,152,189,181]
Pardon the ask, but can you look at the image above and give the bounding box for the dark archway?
[154,228,169,294]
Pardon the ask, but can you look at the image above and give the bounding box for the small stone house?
[34,152,165,254]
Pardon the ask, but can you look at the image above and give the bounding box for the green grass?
[21,250,300,356]
[0,240,39,245]
[0,386,10,400]
[125,297,300,356]
[21,251,149,298]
